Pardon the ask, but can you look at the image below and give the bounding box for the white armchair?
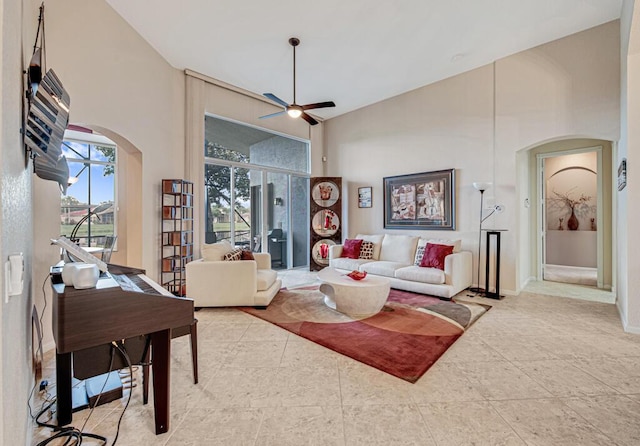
[186,252,282,308]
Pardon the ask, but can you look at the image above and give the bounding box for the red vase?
[319,243,329,259]
[567,208,579,230]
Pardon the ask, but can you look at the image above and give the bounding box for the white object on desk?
[71,263,99,289]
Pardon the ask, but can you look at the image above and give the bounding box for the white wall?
[1,1,40,443]
[325,21,620,295]
[621,0,640,332]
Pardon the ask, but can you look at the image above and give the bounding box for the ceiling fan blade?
[302,101,336,110]
[259,110,287,119]
[300,112,319,126]
[263,93,289,108]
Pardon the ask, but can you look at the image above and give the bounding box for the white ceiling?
[106,0,623,121]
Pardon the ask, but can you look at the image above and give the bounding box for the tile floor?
[31,270,640,445]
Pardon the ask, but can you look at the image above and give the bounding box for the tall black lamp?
[470,182,492,294]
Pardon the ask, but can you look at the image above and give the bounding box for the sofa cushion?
[414,239,460,265]
[241,250,255,260]
[361,261,409,278]
[379,234,419,264]
[395,265,446,284]
[201,240,233,261]
[223,247,244,261]
[420,243,454,270]
[359,241,374,259]
[331,258,374,271]
[256,269,277,291]
[341,239,363,259]
[355,234,384,260]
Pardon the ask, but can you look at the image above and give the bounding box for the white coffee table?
[317,267,391,317]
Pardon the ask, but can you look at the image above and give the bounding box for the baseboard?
[616,304,640,333]
[622,322,640,334]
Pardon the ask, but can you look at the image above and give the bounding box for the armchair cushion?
[201,240,233,261]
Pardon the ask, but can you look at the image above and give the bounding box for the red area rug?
[240,286,490,383]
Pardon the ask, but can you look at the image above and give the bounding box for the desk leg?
[56,351,72,426]
[151,329,171,434]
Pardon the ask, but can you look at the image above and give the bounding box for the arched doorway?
[525,137,615,301]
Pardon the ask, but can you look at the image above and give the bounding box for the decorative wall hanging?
[358,187,372,208]
[310,177,342,271]
[383,169,455,230]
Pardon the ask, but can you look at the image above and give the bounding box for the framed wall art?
[358,187,372,208]
[383,169,456,230]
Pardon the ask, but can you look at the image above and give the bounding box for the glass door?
[266,172,289,269]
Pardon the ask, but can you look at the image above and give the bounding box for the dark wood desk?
[52,264,194,434]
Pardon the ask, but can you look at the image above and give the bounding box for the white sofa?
[186,242,282,308]
[329,234,472,299]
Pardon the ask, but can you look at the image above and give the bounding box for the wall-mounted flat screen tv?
[24,68,70,194]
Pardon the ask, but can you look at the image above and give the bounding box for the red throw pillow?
[419,243,454,270]
[341,239,363,259]
[241,250,255,260]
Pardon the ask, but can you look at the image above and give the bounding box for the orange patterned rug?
[240,286,490,383]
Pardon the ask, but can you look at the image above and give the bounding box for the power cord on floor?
[109,341,134,446]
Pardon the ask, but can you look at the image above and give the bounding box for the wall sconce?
[274,197,283,206]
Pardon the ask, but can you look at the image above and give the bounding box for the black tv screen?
[24,68,70,194]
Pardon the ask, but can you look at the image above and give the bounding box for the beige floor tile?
[240,320,291,342]
[338,362,414,406]
[571,357,640,393]
[479,336,559,361]
[254,406,344,446]
[279,337,342,369]
[455,361,553,400]
[165,407,264,445]
[410,362,486,403]
[512,359,619,397]
[85,404,185,445]
[535,334,614,359]
[197,321,251,343]
[342,404,435,446]
[418,401,526,446]
[491,399,615,445]
[561,395,640,446]
[269,365,341,407]
[438,338,505,362]
[200,367,280,408]
[225,341,287,368]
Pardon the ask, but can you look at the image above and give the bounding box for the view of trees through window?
[60,139,116,247]
[204,142,252,245]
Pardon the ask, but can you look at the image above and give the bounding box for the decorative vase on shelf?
[567,207,579,230]
[558,218,564,230]
[591,218,596,231]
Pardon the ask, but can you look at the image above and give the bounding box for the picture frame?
[358,186,372,208]
[383,169,456,230]
[618,158,627,191]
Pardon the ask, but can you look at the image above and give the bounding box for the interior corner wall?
[621,0,640,332]
[325,21,620,296]
[2,1,40,443]
[184,73,324,257]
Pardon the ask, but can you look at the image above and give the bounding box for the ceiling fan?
[260,37,335,126]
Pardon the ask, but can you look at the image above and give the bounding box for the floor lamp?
[470,182,492,294]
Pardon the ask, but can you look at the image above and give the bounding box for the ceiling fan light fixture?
[287,106,302,118]
[260,37,335,125]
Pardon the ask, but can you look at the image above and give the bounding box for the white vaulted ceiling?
[106,0,623,120]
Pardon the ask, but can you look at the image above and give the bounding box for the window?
[60,134,117,247]
[204,115,310,270]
